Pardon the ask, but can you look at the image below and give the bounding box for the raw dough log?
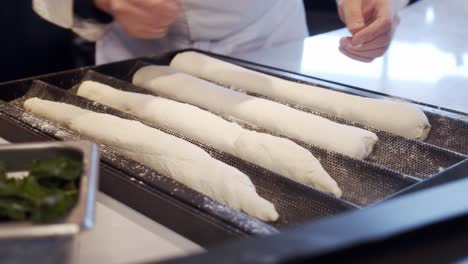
[133,66,378,160]
[78,81,342,197]
[24,98,279,221]
[170,51,431,141]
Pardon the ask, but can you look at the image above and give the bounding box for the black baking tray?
[73,70,418,207]
[86,52,468,178]
[146,51,468,263]
[0,81,359,244]
[161,171,468,264]
[0,49,467,250]
[0,76,417,216]
[0,112,262,246]
[222,59,468,156]
[7,80,357,227]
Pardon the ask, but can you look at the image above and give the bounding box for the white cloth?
[33,0,308,64]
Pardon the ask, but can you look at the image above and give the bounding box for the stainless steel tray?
[0,140,99,238]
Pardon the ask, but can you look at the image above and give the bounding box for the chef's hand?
[94,0,181,39]
[337,0,400,62]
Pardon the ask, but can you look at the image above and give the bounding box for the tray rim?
[159,166,468,264]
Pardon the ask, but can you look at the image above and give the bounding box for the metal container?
[0,141,99,263]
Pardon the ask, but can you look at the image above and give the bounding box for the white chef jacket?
[33,0,308,64]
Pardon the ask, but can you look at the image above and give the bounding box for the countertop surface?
[69,192,202,264]
[233,0,468,114]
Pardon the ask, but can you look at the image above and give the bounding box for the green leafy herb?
[0,157,82,223]
[0,199,32,221]
[31,157,82,181]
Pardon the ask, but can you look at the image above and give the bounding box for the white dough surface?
[171,51,431,141]
[23,98,278,221]
[133,66,378,160]
[77,81,342,197]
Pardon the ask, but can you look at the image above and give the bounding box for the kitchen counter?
[233,0,468,114]
[69,192,202,264]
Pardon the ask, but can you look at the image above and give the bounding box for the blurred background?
[0,0,418,83]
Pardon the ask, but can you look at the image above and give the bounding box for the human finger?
[338,0,366,34]
[347,30,392,51]
[339,46,374,63]
[351,0,396,45]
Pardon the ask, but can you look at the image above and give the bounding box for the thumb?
[340,0,365,34]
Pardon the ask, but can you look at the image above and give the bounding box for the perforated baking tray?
[2,80,357,230]
[180,52,468,153]
[0,49,466,246]
[73,71,419,207]
[91,56,467,179]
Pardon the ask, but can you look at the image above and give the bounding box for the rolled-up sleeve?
[33,0,112,41]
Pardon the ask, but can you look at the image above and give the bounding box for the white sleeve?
[32,0,111,41]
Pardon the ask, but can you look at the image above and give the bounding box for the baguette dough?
[24,98,279,221]
[170,51,431,141]
[133,66,378,160]
[77,81,342,197]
